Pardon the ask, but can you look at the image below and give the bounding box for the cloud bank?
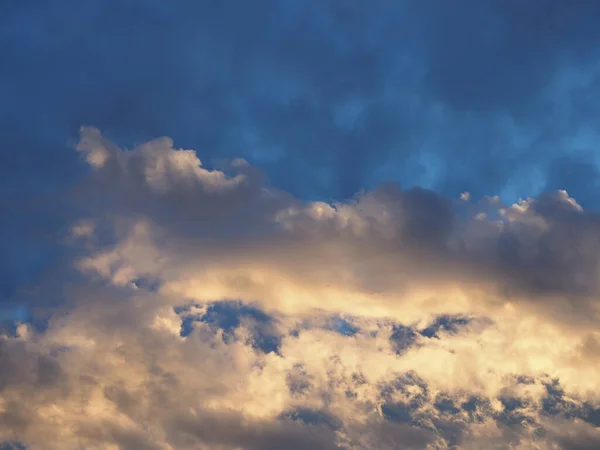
[1,129,599,449]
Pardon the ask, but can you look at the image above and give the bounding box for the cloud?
[0,286,437,449]
[2,130,600,448]
[1,286,597,449]
[75,129,600,329]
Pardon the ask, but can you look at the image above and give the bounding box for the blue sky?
[2,2,600,449]
[4,0,600,304]
[4,1,600,200]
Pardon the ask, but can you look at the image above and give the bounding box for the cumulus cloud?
[75,128,600,326]
[2,129,600,449]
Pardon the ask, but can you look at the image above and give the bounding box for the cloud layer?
[1,130,599,449]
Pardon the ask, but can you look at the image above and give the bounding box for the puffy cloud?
[1,291,598,449]
[2,130,600,449]
[75,129,600,328]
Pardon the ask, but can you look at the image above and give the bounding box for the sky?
[1,1,600,449]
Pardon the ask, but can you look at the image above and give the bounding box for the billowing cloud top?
[0,129,599,449]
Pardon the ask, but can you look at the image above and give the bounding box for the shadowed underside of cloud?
[1,130,599,449]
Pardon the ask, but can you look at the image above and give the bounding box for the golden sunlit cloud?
[1,128,599,449]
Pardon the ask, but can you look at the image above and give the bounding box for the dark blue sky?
[2,0,600,304]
